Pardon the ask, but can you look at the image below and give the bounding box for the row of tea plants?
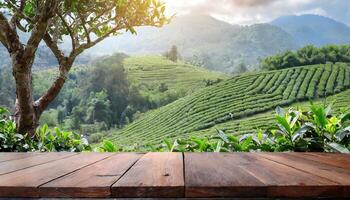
[157,103,350,153]
[1,103,349,153]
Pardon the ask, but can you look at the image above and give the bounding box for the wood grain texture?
[247,153,342,198]
[0,152,41,163]
[184,153,347,198]
[112,152,184,198]
[301,152,350,169]
[0,152,349,198]
[0,152,76,175]
[259,153,350,184]
[184,153,266,198]
[40,153,143,198]
[0,153,112,197]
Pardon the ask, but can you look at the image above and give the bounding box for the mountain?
[106,63,350,147]
[271,14,350,46]
[96,14,296,72]
[2,14,350,73]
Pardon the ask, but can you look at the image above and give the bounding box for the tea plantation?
[124,56,228,94]
[108,63,350,146]
[191,89,350,138]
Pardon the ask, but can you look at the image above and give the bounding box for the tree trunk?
[10,43,75,135]
[12,60,37,136]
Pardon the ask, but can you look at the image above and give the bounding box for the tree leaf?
[340,113,350,123]
[275,106,285,117]
[335,126,350,141]
[292,125,309,142]
[276,115,291,134]
[326,142,350,153]
[214,141,223,152]
[216,129,229,143]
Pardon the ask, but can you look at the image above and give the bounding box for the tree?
[0,0,169,135]
[85,90,112,126]
[234,62,248,74]
[81,61,130,126]
[164,45,179,62]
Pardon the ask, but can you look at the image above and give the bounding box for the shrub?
[0,107,91,152]
[0,108,35,152]
[159,103,350,153]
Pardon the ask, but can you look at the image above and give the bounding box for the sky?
[164,0,350,26]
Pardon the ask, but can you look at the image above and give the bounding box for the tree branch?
[0,12,19,51]
[57,12,77,51]
[9,0,25,31]
[23,1,58,66]
[34,61,72,114]
[43,33,65,64]
[71,23,123,58]
[76,9,91,43]
[36,22,124,112]
[0,31,8,49]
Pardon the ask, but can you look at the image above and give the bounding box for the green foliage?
[0,108,35,152]
[157,104,350,153]
[163,45,180,62]
[85,90,112,126]
[0,66,15,109]
[0,107,91,152]
[107,63,350,147]
[97,140,120,152]
[2,54,226,145]
[35,124,91,152]
[261,45,350,70]
[1,0,170,42]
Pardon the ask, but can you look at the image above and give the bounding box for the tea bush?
[157,103,350,153]
[0,107,91,152]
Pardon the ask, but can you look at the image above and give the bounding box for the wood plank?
[0,152,76,175]
[39,153,143,198]
[259,153,350,184]
[112,152,184,198]
[301,152,350,170]
[245,153,342,198]
[184,153,266,198]
[0,152,42,163]
[0,153,112,198]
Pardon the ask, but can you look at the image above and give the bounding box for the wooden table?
[0,152,349,198]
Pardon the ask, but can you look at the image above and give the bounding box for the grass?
[107,63,350,147]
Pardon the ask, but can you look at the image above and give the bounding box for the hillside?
[31,55,226,102]
[3,14,350,72]
[123,56,227,95]
[271,15,350,46]
[93,14,296,72]
[107,63,350,146]
[192,89,350,138]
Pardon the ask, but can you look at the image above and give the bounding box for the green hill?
[108,63,350,147]
[123,56,227,95]
[192,89,350,138]
[18,55,228,140]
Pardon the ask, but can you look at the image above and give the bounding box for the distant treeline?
[261,45,350,70]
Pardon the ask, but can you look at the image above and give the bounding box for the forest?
[261,45,350,70]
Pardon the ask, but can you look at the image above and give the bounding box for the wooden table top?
[0,152,349,198]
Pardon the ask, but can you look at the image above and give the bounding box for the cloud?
[229,0,278,7]
[164,0,350,26]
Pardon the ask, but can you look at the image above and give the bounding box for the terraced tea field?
[109,63,350,146]
[124,56,227,94]
[191,89,350,138]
